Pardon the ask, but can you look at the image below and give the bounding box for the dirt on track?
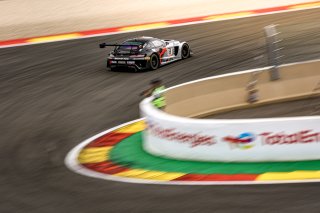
[0,8,320,213]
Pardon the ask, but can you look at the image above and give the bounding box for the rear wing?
[99,43,140,48]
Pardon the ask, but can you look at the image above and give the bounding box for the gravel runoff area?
[0,0,315,40]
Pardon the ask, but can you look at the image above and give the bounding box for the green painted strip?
[110,132,320,174]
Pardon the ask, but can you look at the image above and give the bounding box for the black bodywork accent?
[174,46,179,56]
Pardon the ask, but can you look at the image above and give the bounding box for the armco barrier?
[140,59,320,162]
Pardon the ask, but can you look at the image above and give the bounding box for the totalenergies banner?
[140,98,320,162]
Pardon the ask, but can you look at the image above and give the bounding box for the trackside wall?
[165,60,320,118]
[140,59,320,162]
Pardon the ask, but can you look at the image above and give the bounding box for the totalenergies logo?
[223,132,256,150]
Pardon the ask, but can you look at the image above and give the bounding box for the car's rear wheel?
[181,43,190,59]
[149,54,159,70]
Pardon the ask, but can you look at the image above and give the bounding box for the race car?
[99,36,192,71]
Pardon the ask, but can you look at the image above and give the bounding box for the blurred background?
[0,0,315,40]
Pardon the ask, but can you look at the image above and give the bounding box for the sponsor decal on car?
[114,58,129,60]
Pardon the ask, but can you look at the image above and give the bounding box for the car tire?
[149,54,159,70]
[181,43,190,59]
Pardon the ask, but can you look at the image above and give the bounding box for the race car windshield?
[117,41,145,52]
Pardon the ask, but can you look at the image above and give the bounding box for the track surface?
[1,8,320,213]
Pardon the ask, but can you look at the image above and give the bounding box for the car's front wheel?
[149,54,159,70]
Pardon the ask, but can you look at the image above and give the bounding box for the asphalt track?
[1,8,320,213]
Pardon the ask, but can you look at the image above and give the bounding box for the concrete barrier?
[140,59,320,162]
[165,59,320,118]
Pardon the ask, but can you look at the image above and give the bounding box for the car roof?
[125,36,159,43]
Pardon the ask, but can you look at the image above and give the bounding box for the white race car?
[99,36,192,71]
